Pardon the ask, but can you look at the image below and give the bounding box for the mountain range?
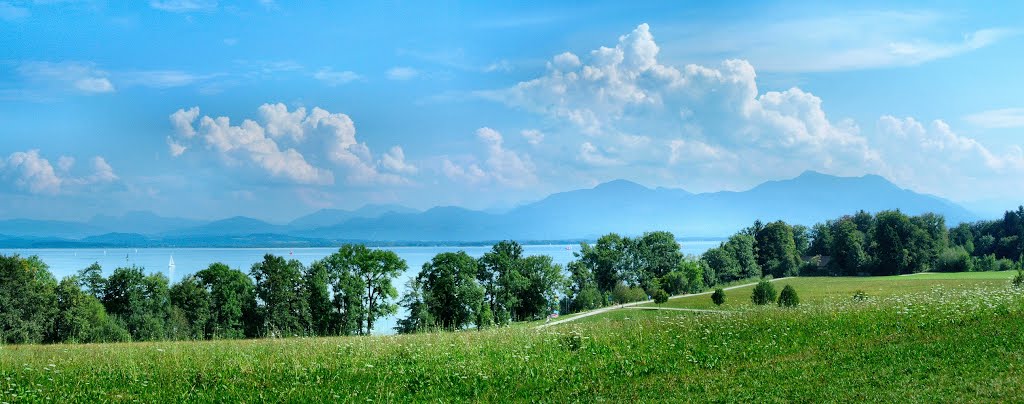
[0,171,991,247]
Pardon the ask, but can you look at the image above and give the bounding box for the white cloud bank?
[478,23,1024,197]
[443,128,536,188]
[167,103,415,186]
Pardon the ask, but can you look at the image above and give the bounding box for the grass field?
[639,271,1020,311]
[2,273,1023,402]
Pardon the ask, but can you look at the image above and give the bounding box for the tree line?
[3,206,1023,344]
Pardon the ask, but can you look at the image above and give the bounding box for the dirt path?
[536,277,789,329]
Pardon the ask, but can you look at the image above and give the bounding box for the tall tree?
[195,263,257,339]
[359,249,406,335]
[635,231,683,287]
[52,275,127,343]
[102,266,171,341]
[169,276,212,340]
[478,240,523,325]
[577,233,628,293]
[250,254,310,337]
[830,218,867,275]
[757,221,800,278]
[77,262,106,300]
[418,251,483,330]
[0,255,57,344]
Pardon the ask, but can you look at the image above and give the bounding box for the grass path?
[536,277,788,329]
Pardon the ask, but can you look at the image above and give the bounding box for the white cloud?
[167,137,187,157]
[578,142,621,167]
[521,129,544,145]
[443,128,536,187]
[149,0,217,12]
[120,70,210,88]
[442,159,487,185]
[964,108,1024,129]
[380,146,417,174]
[169,106,200,138]
[657,12,1017,72]
[167,103,414,186]
[0,2,29,22]
[313,68,360,86]
[1,150,119,195]
[387,67,419,81]
[18,61,115,94]
[57,156,75,172]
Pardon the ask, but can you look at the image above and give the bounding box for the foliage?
[777,284,799,307]
[756,221,800,278]
[611,282,647,304]
[652,289,669,305]
[0,255,57,344]
[195,263,257,339]
[416,251,484,330]
[935,247,973,273]
[711,288,725,306]
[250,255,310,337]
[102,266,172,341]
[1013,270,1024,289]
[750,280,777,305]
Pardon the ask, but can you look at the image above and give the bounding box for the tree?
[250,254,310,337]
[711,288,725,306]
[634,231,682,287]
[577,233,629,293]
[313,246,364,336]
[358,249,406,334]
[52,275,128,343]
[725,234,761,279]
[652,289,669,305]
[566,261,602,312]
[792,225,811,257]
[478,240,523,323]
[808,222,833,257]
[0,255,57,344]
[751,280,776,306]
[195,263,257,339]
[513,255,564,321]
[77,262,106,300]
[418,251,484,330]
[950,223,975,254]
[777,285,799,307]
[169,276,211,340]
[830,218,867,275]
[935,247,973,273]
[102,266,172,341]
[661,271,687,296]
[702,246,740,284]
[757,221,800,278]
[395,276,432,334]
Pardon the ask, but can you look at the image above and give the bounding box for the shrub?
[852,290,868,302]
[778,285,799,307]
[1013,270,1024,289]
[612,283,647,304]
[935,247,973,272]
[661,272,687,296]
[711,288,725,306]
[652,289,669,305]
[975,254,999,272]
[750,280,776,306]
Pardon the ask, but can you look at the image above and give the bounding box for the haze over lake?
[3,241,719,334]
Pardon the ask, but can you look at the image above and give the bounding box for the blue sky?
[1,0,1023,222]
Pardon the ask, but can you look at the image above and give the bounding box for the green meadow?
[3,272,1023,402]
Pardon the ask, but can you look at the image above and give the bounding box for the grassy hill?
[2,272,1022,402]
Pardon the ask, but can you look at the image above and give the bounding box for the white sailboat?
[168,255,176,277]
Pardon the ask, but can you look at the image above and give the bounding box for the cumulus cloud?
[1,150,119,195]
[380,146,417,174]
[167,103,414,186]
[443,128,536,187]
[478,23,884,190]
[387,67,419,80]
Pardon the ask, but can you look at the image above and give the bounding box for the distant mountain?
[88,211,207,234]
[289,204,419,229]
[303,171,979,240]
[0,172,987,246]
[0,219,106,239]
[166,216,286,237]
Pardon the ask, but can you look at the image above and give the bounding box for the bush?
[777,285,799,307]
[750,280,776,306]
[852,290,868,301]
[974,254,999,272]
[661,272,687,296]
[935,247,973,272]
[1013,270,1024,289]
[612,283,647,304]
[711,288,725,306]
[652,289,669,305]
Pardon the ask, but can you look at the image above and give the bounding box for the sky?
[1,0,1023,222]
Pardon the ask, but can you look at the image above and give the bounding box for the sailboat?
[168,255,176,276]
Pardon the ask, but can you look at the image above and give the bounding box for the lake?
[1,240,719,335]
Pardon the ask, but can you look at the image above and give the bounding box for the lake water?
[1,241,719,335]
